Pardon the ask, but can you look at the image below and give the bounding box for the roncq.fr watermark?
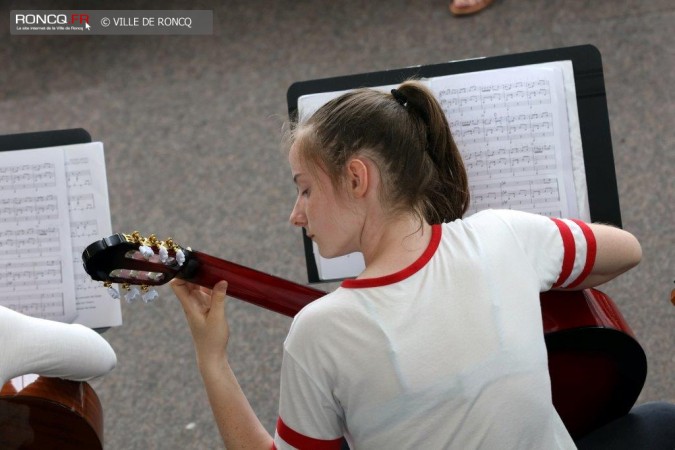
[11,10,213,35]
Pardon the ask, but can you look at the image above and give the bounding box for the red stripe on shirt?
[550,218,575,288]
[276,417,343,450]
[565,220,597,288]
[341,224,442,289]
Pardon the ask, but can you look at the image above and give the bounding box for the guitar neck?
[179,250,327,317]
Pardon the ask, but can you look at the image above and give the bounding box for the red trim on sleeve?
[276,417,343,450]
[550,218,575,288]
[341,224,442,289]
[565,220,597,288]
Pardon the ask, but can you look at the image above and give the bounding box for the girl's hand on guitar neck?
[170,279,273,448]
[171,279,230,369]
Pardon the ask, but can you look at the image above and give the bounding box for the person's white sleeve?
[0,306,117,385]
[490,209,597,291]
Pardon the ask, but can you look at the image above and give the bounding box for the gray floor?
[1,0,674,449]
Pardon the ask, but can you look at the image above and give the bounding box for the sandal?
[449,0,495,16]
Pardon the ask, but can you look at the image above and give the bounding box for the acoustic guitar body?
[0,375,103,450]
[542,289,647,439]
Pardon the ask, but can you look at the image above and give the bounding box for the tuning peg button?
[158,245,169,263]
[176,249,185,266]
[107,285,120,300]
[124,287,141,303]
[139,245,154,260]
[142,288,159,303]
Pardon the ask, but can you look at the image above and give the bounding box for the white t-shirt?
[274,209,596,450]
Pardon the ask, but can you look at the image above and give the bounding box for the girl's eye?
[301,189,310,197]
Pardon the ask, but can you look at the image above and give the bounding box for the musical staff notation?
[463,144,556,177]
[68,193,96,211]
[448,111,554,144]
[429,64,578,219]
[70,219,99,238]
[0,259,63,290]
[437,79,551,114]
[0,147,74,321]
[2,292,65,318]
[63,148,121,327]
[0,194,59,223]
[0,226,60,256]
[66,169,93,188]
[1,143,120,326]
[469,177,560,211]
[0,163,57,191]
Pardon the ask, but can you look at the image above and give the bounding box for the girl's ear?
[346,157,369,199]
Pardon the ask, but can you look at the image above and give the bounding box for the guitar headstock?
[82,232,191,302]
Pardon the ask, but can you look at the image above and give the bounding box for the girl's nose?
[289,200,307,228]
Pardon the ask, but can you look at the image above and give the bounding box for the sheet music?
[0,148,77,321]
[430,63,580,218]
[0,142,121,328]
[65,143,121,329]
[297,61,589,281]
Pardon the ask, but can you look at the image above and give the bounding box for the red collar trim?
[341,224,441,289]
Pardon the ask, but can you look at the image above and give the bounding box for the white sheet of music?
[297,61,590,281]
[0,147,77,322]
[0,142,120,328]
[65,143,121,328]
[430,62,585,219]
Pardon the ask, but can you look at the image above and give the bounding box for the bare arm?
[200,358,273,450]
[567,223,642,290]
[171,280,273,449]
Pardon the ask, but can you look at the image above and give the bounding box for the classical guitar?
[0,375,103,450]
[82,232,647,439]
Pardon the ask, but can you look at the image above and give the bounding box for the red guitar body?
[542,289,646,438]
[0,375,103,450]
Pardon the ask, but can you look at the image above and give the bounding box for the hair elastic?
[391,89,407,107]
